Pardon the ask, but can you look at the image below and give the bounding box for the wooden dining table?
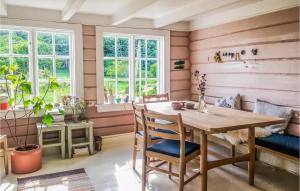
[145,101,285,191]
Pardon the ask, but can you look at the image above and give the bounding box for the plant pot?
[11,144,42,174]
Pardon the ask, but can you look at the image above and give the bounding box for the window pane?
[117,60,129,78]
[12,57,29,78]
[12,31,29,54]
[146,79,157,95]
[38,58,53,79]
[104,59,115,78]
[135,39,145,58]
[0,30,9,54]
[39,82,54,103]
[0,82,8,96]
[147,40,157,58]
[37,32,53,55]
[56,81,70,103]
[56,59,70,79]
[147,60,157,78]
[135,79,145,98]
[55,34,69,56]
[104,37,115,57]
[135,60,146,78]
[117,80,129,99]
[117,38,128,57]
[104,79,116,100]
[0,56,9,67]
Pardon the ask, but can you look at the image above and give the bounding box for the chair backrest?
[142,93,169,103]
[132,101,148,134]
[143,110,185,147]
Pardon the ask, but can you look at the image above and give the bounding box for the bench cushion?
[255,134,300,158]
[147,140,200,158]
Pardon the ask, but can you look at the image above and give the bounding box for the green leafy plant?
[0,64,64,150]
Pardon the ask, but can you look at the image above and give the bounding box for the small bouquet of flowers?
[193,70,207,113]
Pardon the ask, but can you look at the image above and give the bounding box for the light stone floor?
[0,133,299,191]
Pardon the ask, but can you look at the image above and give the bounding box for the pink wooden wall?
[189,7,300,130]
[170,31,191,100]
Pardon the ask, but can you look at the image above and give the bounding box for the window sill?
[0,108,61,120]
[96,103,132,112]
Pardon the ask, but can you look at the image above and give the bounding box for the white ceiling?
[3,0,299,30]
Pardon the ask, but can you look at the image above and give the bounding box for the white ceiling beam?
[111,0,158,26]
[61,0,86,21]
[0,0,7,17]
[154,0,253,28]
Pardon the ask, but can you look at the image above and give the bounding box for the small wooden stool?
[36,123,66,159]
[0,135,8,175]
[66,121,94,158]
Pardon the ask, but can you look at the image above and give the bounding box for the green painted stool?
[66,121,94,158]
[36,122,66,159]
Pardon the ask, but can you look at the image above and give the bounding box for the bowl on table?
[171,102,185,110]
[185,102,195,109]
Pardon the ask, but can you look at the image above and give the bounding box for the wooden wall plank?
[171,80,190,91]
[171,47,189,59]
[190,41,299,64]
[84,74,96,87]
[190,22,299,50]
[84,60,96,74]
[191,73,299,92]
[84,87,97,101]
[170,70,191,80]
[83,35,96,49]
[171,36,189,46]
[83,25,96,35]
[190,7,299,41]
[191,85,300,108]
[191,60,300,74]
[83,49,96,61]
[171,90,190,101]
[171,31,189,37]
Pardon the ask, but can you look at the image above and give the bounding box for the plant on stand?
[0,64,63,174]
[193,70,207,113]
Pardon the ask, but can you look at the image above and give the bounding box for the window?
[0,27,74,104]
[36,32,72,103]
[102,34,161,104]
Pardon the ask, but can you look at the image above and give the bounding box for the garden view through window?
[103,34,160,103]
[0,28,73,104]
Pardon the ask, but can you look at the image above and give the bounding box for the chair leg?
[142,155,147,191]
[179,162,185,191]
[168,162,172,179]
[3,136,8,175]
[190,129,194,142]
[132,138,138,170]
[231,145,235,165]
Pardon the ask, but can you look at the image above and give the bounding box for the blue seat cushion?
[137,129,177,140]
[255,134,300,158]
[147,140,200,158]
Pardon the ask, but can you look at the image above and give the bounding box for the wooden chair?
[0,135,9,175]
[142,93,194,142]
[132,102,177,170]
[142,93,169,103]
[141,110,201,191]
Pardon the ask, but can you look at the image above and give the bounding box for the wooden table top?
[146,102,285,134]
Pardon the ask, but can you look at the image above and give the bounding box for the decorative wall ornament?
[174,60,185,69]
[213,51,222,63]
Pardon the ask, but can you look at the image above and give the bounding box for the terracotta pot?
[11,144,42,174]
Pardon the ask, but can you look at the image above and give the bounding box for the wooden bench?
[254,111,300,162]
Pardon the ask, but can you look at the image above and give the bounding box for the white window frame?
[0,18,83,102]
[96,26,170,112]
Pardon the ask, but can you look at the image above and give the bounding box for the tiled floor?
[0,133,299,191]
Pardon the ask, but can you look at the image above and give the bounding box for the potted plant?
[0,64,63,174]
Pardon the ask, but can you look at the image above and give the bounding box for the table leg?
[68,128,72,159]
[3,136,8,175]
[89,125,94,154]
[61,129,65,159]
[200,133,208,191]
[248,127,255,185]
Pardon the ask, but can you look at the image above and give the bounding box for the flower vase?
[198,95,207,113]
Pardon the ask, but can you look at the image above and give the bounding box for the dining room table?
[145,101,285,191]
